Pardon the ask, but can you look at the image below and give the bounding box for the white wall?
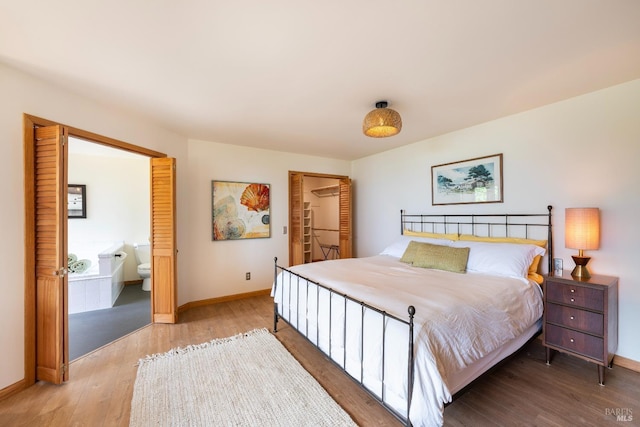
[68,148,150,281]
[181,140,350,304]
[352,79,640,363]
[0,62,188,389]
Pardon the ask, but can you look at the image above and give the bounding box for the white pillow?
[380,235,454,258]
[450,240,546,279]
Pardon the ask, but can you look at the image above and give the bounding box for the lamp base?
[571,255,591,280]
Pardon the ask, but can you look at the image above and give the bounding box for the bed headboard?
[400,206,553,273]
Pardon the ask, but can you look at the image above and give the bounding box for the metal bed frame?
[401,206,554,273]
[273,206,553,426]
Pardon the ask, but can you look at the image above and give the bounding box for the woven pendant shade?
[363,101,402,138]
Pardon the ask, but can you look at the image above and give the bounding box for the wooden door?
[24,114,174,387]
[33,125,68,383]
[289,172,304,266]
[150,157,177,323]
[338,178,352,259]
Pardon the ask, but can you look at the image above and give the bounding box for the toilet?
[133,243,151,291]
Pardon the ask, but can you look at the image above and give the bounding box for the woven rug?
[129,328,357,426]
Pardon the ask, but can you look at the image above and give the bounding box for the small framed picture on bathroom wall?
[68,184,86,219]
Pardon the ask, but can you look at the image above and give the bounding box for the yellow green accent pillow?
[403,230,459,240]
[412,243,470,274]
[399,240,423,264]
[458,235,547,284]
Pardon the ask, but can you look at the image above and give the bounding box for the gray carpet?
[69,284,150,361]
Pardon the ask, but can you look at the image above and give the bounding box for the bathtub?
[68,241,127,314]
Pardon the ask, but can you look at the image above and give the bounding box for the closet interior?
[303,176,340,263]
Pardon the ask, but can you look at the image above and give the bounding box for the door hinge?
[61,363,67,375]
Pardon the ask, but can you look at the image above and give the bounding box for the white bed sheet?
[272,255,543,427]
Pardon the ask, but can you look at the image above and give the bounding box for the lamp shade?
[565,207,600,250]
[363,101,402,138]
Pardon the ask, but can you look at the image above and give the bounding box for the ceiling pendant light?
[362,101,402,138]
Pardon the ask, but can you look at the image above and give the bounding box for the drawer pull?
[570,289,575,293]
[570,316,575,320]
[570,338,575,343]
[570,298,575,302]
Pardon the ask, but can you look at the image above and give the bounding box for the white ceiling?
[2,1,640,160]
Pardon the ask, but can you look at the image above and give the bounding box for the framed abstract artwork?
[431,154,503,205]
[68,184,87,218]
[212,181,271,240]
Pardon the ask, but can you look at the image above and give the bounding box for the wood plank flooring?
[0,294,638,426]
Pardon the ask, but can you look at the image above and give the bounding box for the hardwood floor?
[0,294,638,426]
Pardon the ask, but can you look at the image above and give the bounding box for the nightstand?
[543,271,618,385]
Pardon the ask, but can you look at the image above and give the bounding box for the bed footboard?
[272,257,415,426]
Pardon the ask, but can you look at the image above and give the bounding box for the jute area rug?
[129,328,358,426]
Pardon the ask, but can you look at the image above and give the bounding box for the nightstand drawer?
[546,281,604,311]
[545,302,604,335]
[545,324,604,361]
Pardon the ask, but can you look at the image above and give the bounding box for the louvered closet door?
[34,125,68,383]
[338,178,352,259]
[289,172,304,266]
[150,157,177,323]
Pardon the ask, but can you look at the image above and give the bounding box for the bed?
[272,207,553,426]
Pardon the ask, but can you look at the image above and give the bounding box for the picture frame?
[431,153,503,205]
[553,258,563,276]
[212,180,271,240]
[68,184,86,219]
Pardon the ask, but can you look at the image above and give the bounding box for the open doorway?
[67,137,151,360]
[23,114,177,385]
[289,171,352,266]
[304,176,340,262]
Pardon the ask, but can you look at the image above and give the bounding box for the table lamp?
[565,207,600,279]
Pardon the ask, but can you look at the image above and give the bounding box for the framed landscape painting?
[212,181,271,240]
[431,154,503,205]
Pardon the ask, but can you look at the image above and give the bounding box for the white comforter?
[272,255,543,427]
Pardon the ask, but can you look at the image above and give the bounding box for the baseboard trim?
[177,288,272,314]
[0,378,27,402]
[124,279,143,286]
[613,354,640,373]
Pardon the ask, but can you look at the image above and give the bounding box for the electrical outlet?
[246,272,251,280]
